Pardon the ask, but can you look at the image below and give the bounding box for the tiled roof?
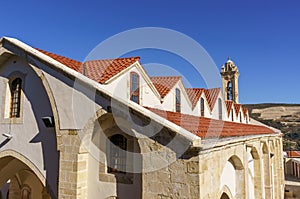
[204,88,221,111]
[234,104,242,117]
[287,151,300,158]
[145,107,274,138]
[225,100,234,117]
[150,76,181,98]
[242,107,248,118]
[83,57,140,83]
[36,49,82,72]
[186,88,205,109]
[37,48,140,84]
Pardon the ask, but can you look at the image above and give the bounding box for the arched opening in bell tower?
[227,81,233,100]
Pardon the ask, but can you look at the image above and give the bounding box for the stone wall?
[58,130,88,199]
[138,137,200,199]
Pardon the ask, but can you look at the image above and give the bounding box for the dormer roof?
[225,100,234,117]
[234,104,242,117]
[204,88,221,111]
[37,48,140,84]
[150,76,181,98]
[186,88,205,109]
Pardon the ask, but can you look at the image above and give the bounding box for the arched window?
[200,98,205,117]
[108,134,127,173]
[218,98,222,120]
[227,82,233,100]
[175,88,181,112]
[10,78,22,118]
[130,72,139,104]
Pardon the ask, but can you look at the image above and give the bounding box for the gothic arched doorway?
[220,192,230,199]
[0,153,50,199]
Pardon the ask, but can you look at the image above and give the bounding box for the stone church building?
[0,37,284,198]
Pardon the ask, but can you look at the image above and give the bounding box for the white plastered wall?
[220,161,236,197]
[0,56,59,197]
[211,93,226,120]
[160,81,192,114]
[190,93,211,118]
[101,66,162,109]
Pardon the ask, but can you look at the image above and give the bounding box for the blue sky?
[1,0,299,104]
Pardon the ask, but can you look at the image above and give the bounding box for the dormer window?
[175,88,181,112]
[200,98,205,117]
[10,78,22,118]
[218,98,222,120]
[130,72,139,104]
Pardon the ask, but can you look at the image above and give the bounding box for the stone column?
[263,153,272,199]
[58,130,89,199]
[274,138,284,199]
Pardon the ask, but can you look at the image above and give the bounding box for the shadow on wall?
[25,65,59,199]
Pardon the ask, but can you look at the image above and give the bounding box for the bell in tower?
[220,57,240,103]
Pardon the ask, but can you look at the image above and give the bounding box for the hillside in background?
[244,104,300,151]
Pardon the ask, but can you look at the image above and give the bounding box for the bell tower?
[220,57,239,103]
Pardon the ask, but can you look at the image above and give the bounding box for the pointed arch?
[221,155,245,198]
[27,64,62,149]
[219,185,233,199]
[248,146,262,199]
[228,155,244,170]
[0,150,46,187]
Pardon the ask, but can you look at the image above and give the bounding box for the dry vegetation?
[244,104,300,151]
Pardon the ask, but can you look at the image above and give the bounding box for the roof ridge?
[150,76,181,79]
[37,48,140,84]
[35,48,82,63]
[84,56,140,62]
[186,88,205,90]
[36,48,83,72]
[150,76,182,98]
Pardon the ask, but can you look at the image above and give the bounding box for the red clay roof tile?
[37,48,140,84]
[234,104,242,117]
[204,88,221,111]
[186,88,205,109]
[225,100,234,117]
[83,57,140,83]
[145,107,274,138]
[36,48,82,72]
[150,76,181,98]
[242,107,248,119]
[287,151,300,158]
